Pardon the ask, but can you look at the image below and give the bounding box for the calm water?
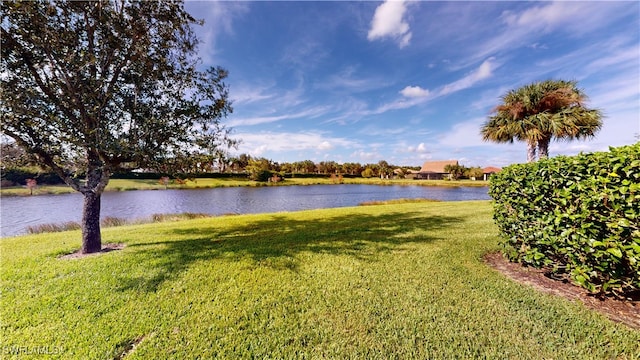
[0,184,489,237]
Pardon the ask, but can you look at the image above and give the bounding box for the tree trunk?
[81,191,102,254]
[527,140,537,163]
[80,158,110,254]
[538,137,550,159]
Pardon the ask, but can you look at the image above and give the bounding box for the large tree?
[481,80,602,162]
[1,0,235,253]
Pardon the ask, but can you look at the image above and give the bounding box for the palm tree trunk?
[538,137,551,159]
[527,140,537,163]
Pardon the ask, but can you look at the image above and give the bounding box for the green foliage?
[361,168,374,178]
[466,167,484,180]
[489,143,640,297]
[246,158,275,181]
[481,79,602,162]
[1,0,235,251]
[444,164,466,180]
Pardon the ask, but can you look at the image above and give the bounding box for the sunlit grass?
[1,201,638,359]
[358,198,442,206]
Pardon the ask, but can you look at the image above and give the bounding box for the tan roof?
[483,166,502,173]
[420,160,458,173]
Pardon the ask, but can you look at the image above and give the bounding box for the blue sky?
[184,1,640,167]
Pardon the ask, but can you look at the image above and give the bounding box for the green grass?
[0,177,488,197]
[1,201,638,359]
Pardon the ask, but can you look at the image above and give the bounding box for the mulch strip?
[484,252,639,330]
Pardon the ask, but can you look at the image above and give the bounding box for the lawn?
[1,201,638,359]
[0,177,488,197]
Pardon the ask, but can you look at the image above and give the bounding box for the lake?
[0,184,490,237]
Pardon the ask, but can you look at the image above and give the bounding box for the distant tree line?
[227,155,420,181]
[1,144,430,183]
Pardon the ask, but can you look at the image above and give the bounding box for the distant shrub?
[101,217,128,227]
[361,168,374,178]
[249,170,272,182]
[489,143,639,298]
[27,221,81,234]
[150,213,210,222]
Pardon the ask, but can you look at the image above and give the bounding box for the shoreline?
[0,177,489,197]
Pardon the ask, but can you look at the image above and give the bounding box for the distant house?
[482,166,502,181]
[416,160,458,180]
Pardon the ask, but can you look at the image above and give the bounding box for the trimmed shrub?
[489,143,639,297]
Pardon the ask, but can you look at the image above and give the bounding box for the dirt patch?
[58,243,125,260]
[484,252,640,330]
[114,334,151,360]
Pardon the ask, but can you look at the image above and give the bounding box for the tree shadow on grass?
[116,210,464,292]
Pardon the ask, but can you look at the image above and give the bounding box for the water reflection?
[1,184,489,237]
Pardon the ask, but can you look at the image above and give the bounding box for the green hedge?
[489,143,639,297]
[110,171,247,180]
[0,168,66,185]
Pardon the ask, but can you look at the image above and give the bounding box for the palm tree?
[481,80,603,162]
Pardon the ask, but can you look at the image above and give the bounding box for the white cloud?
[400,86,430,98]
[350,150,381,162]
[234,131,358,157]
[318,141,333,151]
[407,142,429,153]
[367,0,412,48]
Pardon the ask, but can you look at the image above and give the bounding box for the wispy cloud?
[350,150,383,162]
[464,1,635,65]
[315,66,389,93]
[367,0,412,48]
[228,106,330,127]
[436,117,487,149]
[371,58,497,115]
[281,38,330,70]
[187,1,249,63]
[500,1,621,35]
[438,58,496,96]
[231,84,276,105]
